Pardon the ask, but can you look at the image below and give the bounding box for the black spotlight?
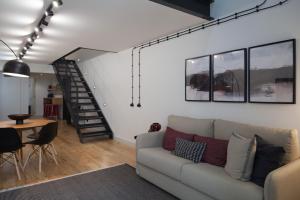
[45,10,54,16]
[3,60,30,78]
[42,19,49,26]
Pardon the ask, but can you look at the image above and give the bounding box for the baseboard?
[114,136,135,147]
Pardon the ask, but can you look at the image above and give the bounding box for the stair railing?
[66,60,80,128]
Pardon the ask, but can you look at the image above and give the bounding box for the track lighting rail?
[19,0,63,59]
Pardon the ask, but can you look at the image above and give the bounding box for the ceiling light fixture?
[52,0,63,8]
[1,40,30,78]
[45,11,54,16]
[18,0,63,59]
[34,27,42,33]
[41,19,49,26]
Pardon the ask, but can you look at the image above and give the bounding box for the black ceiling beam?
[149,0,213,20]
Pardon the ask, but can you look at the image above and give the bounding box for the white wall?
[78,0,300,143]
[0,74,30,119]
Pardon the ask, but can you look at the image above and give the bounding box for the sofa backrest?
[167,115,214,137]
[214,119,300,164]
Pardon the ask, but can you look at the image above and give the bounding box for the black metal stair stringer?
[52,59,113,143]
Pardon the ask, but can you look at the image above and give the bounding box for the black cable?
[130,47,136,107]
[132,0,285,50]
[137,47,144,108]
[130,0,288,107]
[0,39,18,59]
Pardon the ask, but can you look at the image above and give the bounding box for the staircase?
[53,59,113,143]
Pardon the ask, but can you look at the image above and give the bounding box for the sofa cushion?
[163,127,194,151]
[168,115,213,137]
[225,133,257,181]
[214,119,300,164]
[174,138,206,163]
[137,147,193,181]
[181,163,263,200]
[194,135,228,167]
[251,135,285,187]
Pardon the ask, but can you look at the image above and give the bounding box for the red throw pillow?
[194,135,228,167]
[163,127,194,151]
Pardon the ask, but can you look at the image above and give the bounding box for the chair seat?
[27,133,39,140]
[0,144,24,153]
[23,140,43,145]
[137,147,193,181]
[181,163,263,200]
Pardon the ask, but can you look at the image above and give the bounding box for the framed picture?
[185,55,211,101]
[248,39,296,104]
[212,49,247,102]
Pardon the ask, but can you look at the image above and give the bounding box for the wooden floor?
[0,121,136,190]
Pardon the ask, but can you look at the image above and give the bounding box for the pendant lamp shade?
[2,60,30,78]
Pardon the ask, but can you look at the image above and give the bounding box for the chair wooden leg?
[49,145,58,165]
[22,146,38,171]
[13,153,21,180]
[50,143,58,155]
[39,147,42,173]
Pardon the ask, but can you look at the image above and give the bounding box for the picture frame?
[185,55,211,101]
[212,49,247,103]
[248,39,296,104]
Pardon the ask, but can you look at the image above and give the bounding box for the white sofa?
[136,115,300,200]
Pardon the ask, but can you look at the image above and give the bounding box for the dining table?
[0,118,56,161]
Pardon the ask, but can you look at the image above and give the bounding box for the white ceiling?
[0,0,206,64]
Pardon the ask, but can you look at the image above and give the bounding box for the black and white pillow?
[173,138,206,163]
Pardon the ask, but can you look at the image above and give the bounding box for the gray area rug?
[0,164,178,200]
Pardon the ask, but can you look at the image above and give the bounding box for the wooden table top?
[0,118,55,130]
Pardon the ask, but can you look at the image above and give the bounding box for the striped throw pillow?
[173,138,206,163]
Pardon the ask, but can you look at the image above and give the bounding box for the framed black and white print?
[185,55,211,101]
[212,49,247,102]
[248,39,296,104]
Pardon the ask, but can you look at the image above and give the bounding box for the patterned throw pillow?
[173,138,206,163]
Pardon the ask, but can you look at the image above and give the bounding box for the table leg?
[0,154,3,166]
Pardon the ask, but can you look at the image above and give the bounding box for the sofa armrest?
[136,131,165,150]
[264,159,300,200]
